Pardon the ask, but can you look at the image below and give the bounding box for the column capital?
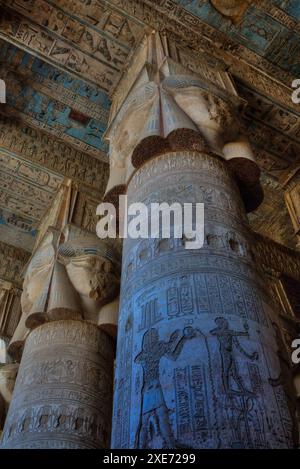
[104,31,262,212]
[8,225,120,361]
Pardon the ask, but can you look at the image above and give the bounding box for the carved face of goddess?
[171,87,236,135]
[65,255,116,303]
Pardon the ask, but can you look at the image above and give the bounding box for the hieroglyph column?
[1,321,113,449]
[1,227,120,448]
[104,32,296,449]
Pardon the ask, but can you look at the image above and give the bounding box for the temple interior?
[0,0,300,449]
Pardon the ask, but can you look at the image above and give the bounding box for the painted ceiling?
[0,0,300,252]
[175,0,300,75]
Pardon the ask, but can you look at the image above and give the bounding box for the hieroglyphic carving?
[210,317,258,395]
[0,241,30,287]
[1,106,108,161]
[0,150,63,238]
[9,0,129,69]
[45,0,145,46]
[283,170,300,248]
[107,0,298,115]
[0,65,109,157]
[112,300,134,448]
[0,40,110,123]
[238,82,300,143]
[254,0,300,33]
[71,192,99,234]
[1,320,114,448]
[0,281,22,340]
[9,0,145,52]
[134,326,199,448]
[0,117,109,191]
[112,151,294,448]
[0,0,146,101]
[0,8,115,90]
[253,232,300,284]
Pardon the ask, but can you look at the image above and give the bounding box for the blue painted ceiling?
[0,41,110,157]
[0,0,300,251]
[175,0,300,76]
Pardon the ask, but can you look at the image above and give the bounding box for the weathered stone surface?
[0,1,300,451]
[1,320,114,449]
[112,151,295,449]
[0,363,19,431]
[9,225,120,359]
[0,280,22,341]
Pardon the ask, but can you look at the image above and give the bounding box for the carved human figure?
[134,327,195,448]
[60,249,119,311]
[210,317,258,395]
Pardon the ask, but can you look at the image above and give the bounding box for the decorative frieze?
[0,241,30,287]
[0,117,109,192]
[253,231,300,283]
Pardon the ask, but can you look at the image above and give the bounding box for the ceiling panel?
[0,0,299,252]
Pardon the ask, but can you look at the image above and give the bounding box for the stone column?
[1,226,120,448]
[1,320,113,449]
[104,32,295,449]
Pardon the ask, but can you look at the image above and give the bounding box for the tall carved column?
[105,32,295,449]
[1,226,120,448]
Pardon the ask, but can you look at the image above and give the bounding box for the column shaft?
[112,151,294,449]
[1,320,114,448]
